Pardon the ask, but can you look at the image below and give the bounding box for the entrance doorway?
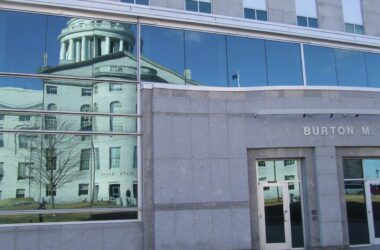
[257,160,304,250]
[366,181,380,245]
[344,159,380,246]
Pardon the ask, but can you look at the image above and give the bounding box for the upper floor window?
[0,133,4,147]
[110,147,121,169]
[243,0,267,21]
[78,184,89,196]
[0,115,4,120]
[19,115,31,122]
[80,149,91,171]
[16,189,25,198]
[345,23,364,35]
[244,9,268,21]
[186,0,211,14]
[121,0,148,5]
[342,0,364,34]
[109,83,122,92]
[46,85,57,95]
[80,105,92,130]
[295,0,318,28]
[297,16,318,28]
[0,163,3,182]
[81,88,92,96]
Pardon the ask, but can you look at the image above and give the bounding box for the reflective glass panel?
[363,159,380,180]
[226,36,267,87]
[186,0,198,12]
[264,185,285,243]
[256,10,268,21]
[0,133,137,210]
[0,77,137,114]
[345,180,370,245]
[258,160,298,182]
[136,0,149,5]
[185,31,228,86]
[336,49,368,87]
[308,18,318,28]
[355,25,364,35]
[266,41,303,86]
[343,159,363,179]
[297,16,307,27]
[289,182,304,248]
[345,23,355,33]
[122,0,135,3]
[0,211,137,224]
[304,45,337,86]
[244,8,256,19]
[141,26,185,84]
[199,2,211,13]
[0,10,46,74]
[370,183,380,238]
[365,52,380,88]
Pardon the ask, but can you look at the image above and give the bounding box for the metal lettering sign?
[303,126,371,136]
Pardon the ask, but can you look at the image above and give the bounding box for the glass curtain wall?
[0,10,139,223]
[140,25,380,88]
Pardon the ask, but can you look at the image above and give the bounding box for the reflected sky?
[304,45,337,86]
[336,49,368,87]
[364,159,380,179]
[227,36,267,87]
[0,10,46,74]
[141,26,184,83]
[185,31,228,86]
[365,52,380,88]
[0,77,43,90]
[266,41,303,86]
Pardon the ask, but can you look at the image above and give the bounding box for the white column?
[105,36,110,55]
[119,39,124,52]
[94,37,98,57]
[75,40,81,62]
[68,39,74,61]
[59,42,66,60]
[81,37,87,61]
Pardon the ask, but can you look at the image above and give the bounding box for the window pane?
[256,10,268,21]
[186,0,198,12]
[335,49,368,87]
[345,23,355,33]
[355,24,364,35]
[0,10,46,74]
[226,36,267,86]
[244,8,256,19]
[266,41,303,85]
[122,0,135,3]
[363,159,380,180]
[199,2,211,13]
[136,0,149,5]
[185,31,228,86]
[308,18,318,28]
[343,159,363,179]
[0,211,137,224]
[365,52,380,88]
[345,180,370,245]
[0,134,137,210]
[297,16,307,27]
[141,26,185,84]
[304,45,337,86]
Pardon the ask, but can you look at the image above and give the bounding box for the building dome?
[58,18,135,64]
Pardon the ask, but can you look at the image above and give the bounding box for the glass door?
[258,182,292,250]
[366,181,380,245]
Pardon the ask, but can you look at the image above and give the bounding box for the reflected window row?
[0,133,137,211]
[0,113,137,133]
